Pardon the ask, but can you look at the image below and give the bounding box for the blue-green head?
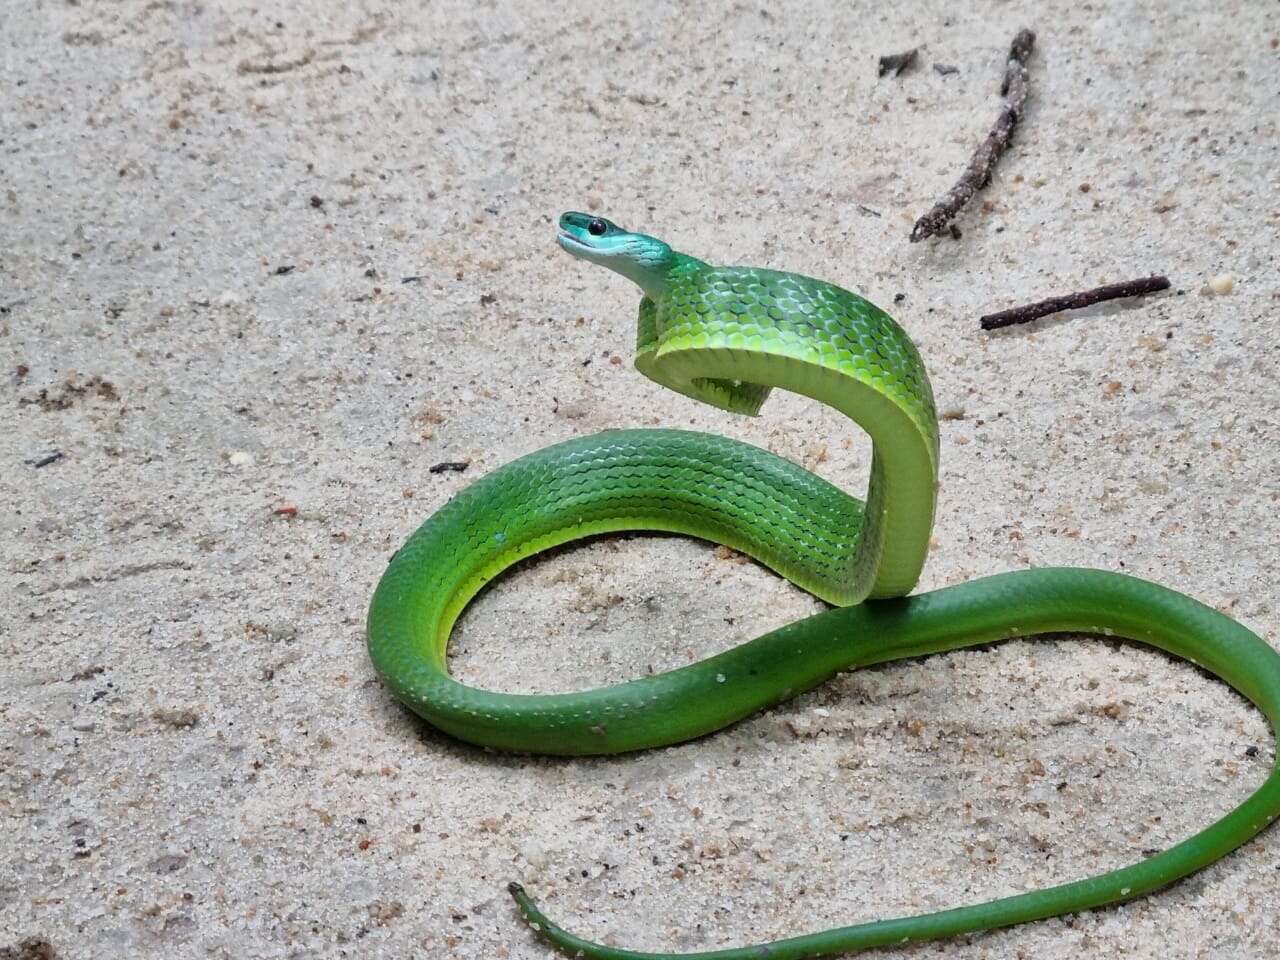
[557,212,678,297]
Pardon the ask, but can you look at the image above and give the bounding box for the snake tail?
[365,213,1280,958]
[503,568,1280,958]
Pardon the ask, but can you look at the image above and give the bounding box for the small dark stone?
[877,47,919,77]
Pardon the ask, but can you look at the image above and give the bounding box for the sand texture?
[3,1,1278,957]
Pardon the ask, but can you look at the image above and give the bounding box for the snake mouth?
[558,230,595,251]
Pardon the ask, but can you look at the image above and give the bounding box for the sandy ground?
[3,1,1279,957]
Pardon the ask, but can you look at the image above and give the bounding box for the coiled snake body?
[367,212,1280,958]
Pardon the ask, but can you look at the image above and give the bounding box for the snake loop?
[366,213,1280,958]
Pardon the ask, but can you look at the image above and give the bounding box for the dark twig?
[979,276,1171,330]
[27,451,64,468]
[910,28,1036,242]
[429,461,470,474]
[878,47,918,77]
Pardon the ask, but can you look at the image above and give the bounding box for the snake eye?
[587,218,607,236]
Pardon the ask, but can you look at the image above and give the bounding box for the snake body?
[366,213,1280,958]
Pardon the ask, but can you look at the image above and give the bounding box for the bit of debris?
[979,275,1171,330]
[26,451,64,469]
[401,276,425,284]
[1208,273,1234,295]
[149,854,188,874]
[273,503,299,517]
[429,461,470,474]
[152,707,200,729]
[18,374,119,411]
[237,50,315,75]
[309,195,324,208]
[479,293,497,306]
[933,63,960,76]
[910,28,1036,242]
[0,937,57,960]
[877,47,919,77]
[370,900,404,925]
[274,265,296,275]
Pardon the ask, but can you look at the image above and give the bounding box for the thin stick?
[429,461,470,474]
[27,451,64,469]
[910,28,1036,242]
[979,276,1171,330]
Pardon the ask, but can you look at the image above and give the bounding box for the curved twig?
[910,28,1036,242]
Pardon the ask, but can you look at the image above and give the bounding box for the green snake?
[366,212,1280,958]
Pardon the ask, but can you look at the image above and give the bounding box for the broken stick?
[979,276,1171,330]
[910,28,1036,242]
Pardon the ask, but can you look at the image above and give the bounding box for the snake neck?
[622,250,708,300]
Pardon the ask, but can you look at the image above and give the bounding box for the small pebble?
[228,451,255,467]
[1208,273,1234,295]
[71,718,95,732]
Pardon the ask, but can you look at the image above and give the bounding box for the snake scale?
[366,212,1280,958]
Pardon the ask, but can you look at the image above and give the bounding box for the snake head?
[557,211,675,296]
[557,211,629,252]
